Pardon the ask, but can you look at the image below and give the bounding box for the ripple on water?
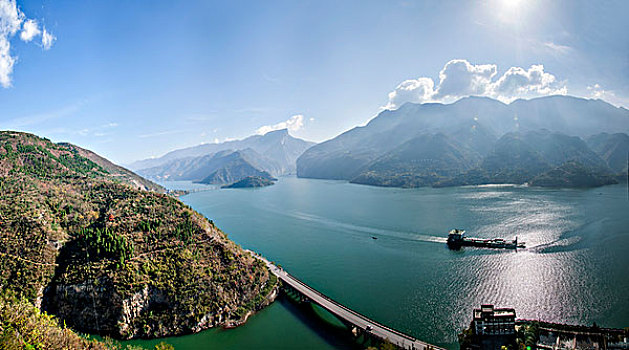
[173,179,628,347]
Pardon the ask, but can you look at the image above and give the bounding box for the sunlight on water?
[148,177,629,349]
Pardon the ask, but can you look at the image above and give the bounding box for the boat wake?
[284,210,447,245]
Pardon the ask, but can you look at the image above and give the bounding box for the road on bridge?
[253,252,445,350]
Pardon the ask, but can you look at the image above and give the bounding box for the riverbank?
[517,320,628,350]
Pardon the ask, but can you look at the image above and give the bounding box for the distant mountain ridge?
[297,95,628,188]
[132,129,314,185]
[197,150,276,185]
[139,148,277,182]
[130,129,314,174]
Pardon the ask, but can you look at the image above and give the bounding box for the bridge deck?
[255,253,444,350]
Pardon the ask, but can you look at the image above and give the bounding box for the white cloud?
[0,38,15,87]
[19,19,39,41]
[434,59,497,99]
[255,114,305,135]
[385,77,435,109]
[543,41,572,55]
[384,59,567,109]
[0,0,23,87]
[0,0,54,88]
[490,64,566,101]
[41,27,54,50]
[587,84,629,108]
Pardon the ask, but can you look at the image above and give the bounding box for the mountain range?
[131,129,314,184]
[297,95,628,188]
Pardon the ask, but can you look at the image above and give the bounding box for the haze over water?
[129,177,629,349]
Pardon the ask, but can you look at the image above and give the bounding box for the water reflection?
[160,178,628,347]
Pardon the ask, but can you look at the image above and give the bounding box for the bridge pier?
[260,262,444,350]
[352,327,378,347]
[281,283,311,304]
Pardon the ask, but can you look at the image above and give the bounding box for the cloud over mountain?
[255,114,305,135]
[385,59,567,109]
[434,59,497,99]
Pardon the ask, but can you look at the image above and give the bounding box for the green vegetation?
[0,133,107,179]
[222,175,276,188]
[0,291,174,350]
[366,339,397,350]
[199,154,276,185]
[298,96,628,190]
[529,161,617,187]
[517,321,540,349]
[0,131,278,341]
[362,130,623,189]
[77,226,135,266]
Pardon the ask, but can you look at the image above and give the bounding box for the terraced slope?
[0,131,277,340]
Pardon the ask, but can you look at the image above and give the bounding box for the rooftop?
[473,305,516,319]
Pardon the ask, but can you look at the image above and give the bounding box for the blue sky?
[0,0,627,164]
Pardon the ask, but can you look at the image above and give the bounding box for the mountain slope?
[297,95,629,181]
[130,129,314,176]
[59,142,166,193]
[350,133,481,187]
[437,130,613,187]
[477,132,552,184]
[222,176,275,189]
[139,148,281,181]
[529,161,618,188]
[199,151,276,184]
[0,131,277,339]
[587,133,629,173]
[509,96,629,137]
[518,130,610,170]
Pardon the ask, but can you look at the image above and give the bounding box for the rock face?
[0,292,114,350]
[0,131,278,339]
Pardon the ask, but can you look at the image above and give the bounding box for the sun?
[501,0,524,10]
[492,0,531,24]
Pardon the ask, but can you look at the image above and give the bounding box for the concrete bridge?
[254,253,445,350]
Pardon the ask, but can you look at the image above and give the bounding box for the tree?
[154,342,174,350]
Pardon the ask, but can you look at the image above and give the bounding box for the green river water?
[120,177,629,349]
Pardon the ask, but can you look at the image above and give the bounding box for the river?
[122,177,629,349]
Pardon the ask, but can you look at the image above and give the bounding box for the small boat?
[371,236,378,240]
[446,229,524,250]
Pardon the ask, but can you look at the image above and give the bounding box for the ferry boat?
[447,229,524,250]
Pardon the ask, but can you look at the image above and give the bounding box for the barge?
[447,229,525,249]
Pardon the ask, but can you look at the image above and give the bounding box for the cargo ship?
[447,229,525,249]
